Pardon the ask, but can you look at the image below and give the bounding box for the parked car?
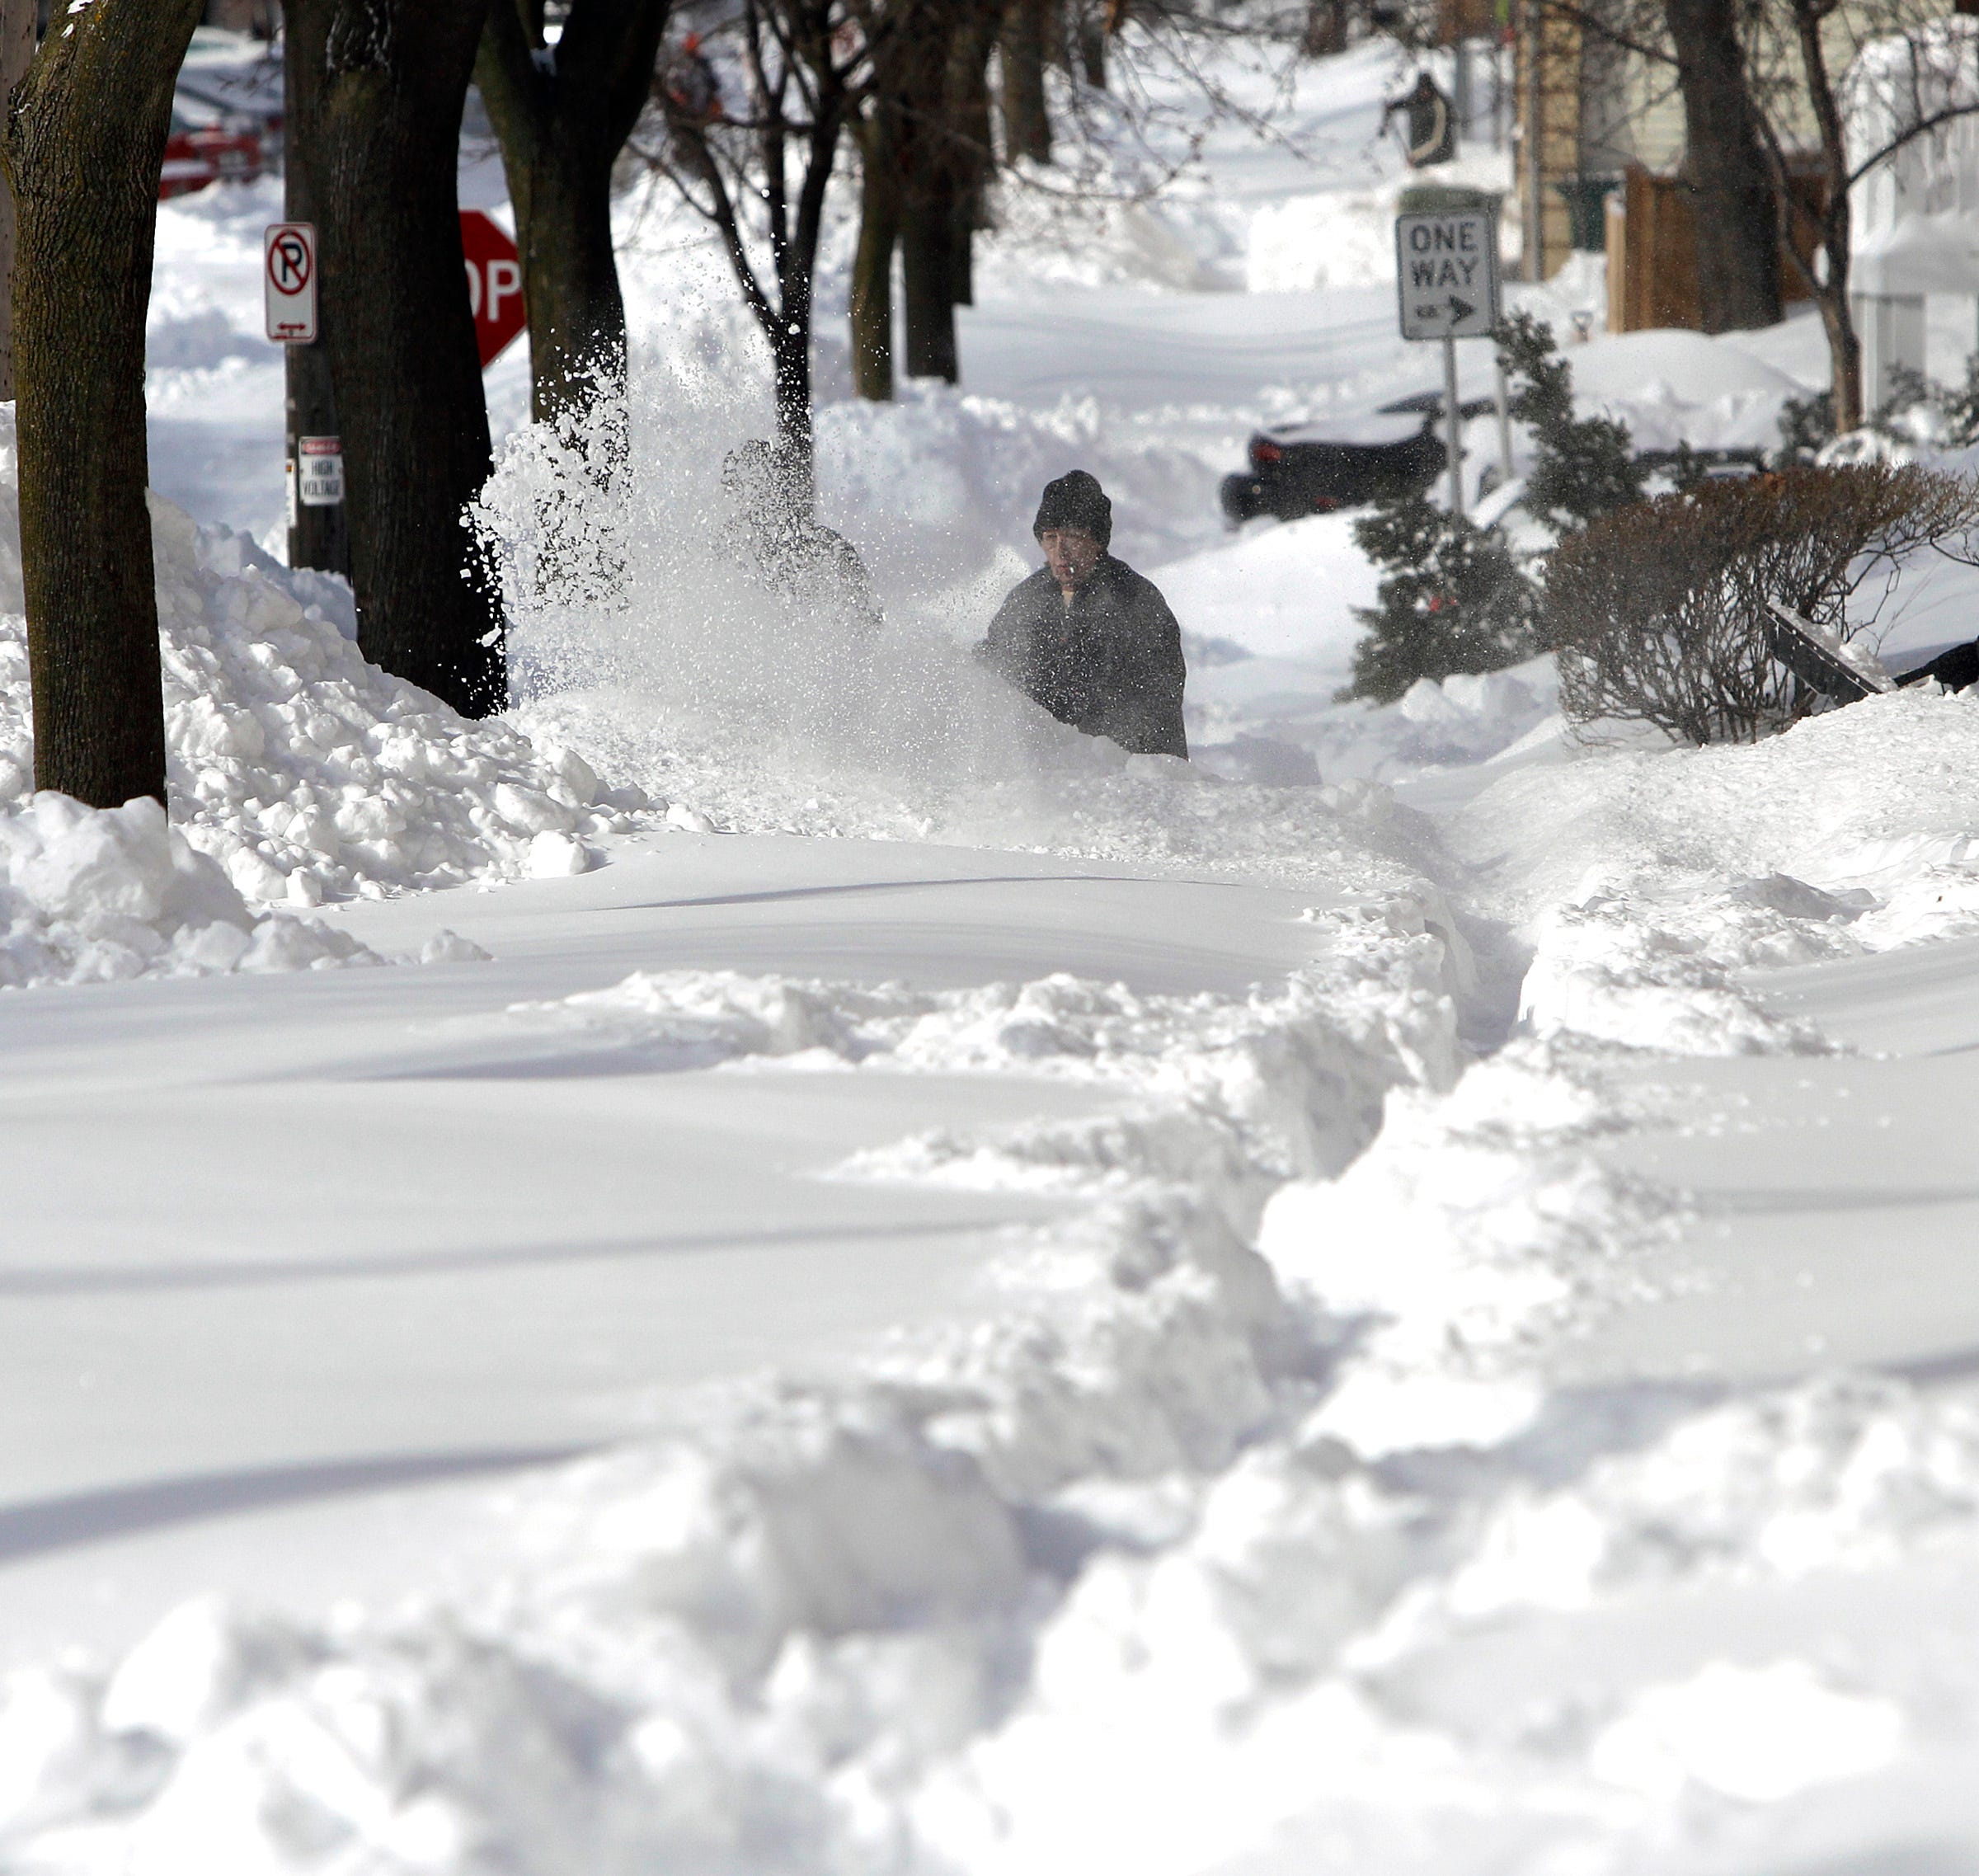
[1633,446,1770,482]
[1220,392,1497,525]
[160,36,280,203]
[160,111,264,199]
[1220,398,1773,527]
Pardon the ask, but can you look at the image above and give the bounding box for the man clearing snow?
[977,471,1190,759]
[722,440,883,633]
[1382,72,1457,169]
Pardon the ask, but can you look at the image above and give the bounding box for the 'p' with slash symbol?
[269,229,311,293]
[263,220,318,343]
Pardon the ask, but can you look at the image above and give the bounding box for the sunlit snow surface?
[10,23,1979,1876]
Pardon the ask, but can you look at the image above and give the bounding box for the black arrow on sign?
[1448,294,1475,324]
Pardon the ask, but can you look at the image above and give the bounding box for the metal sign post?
[1442,335,1464,517]
[1494,355,1515,486]
[1395,200,1503,520]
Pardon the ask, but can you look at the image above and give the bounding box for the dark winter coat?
[978,556,1189,759]
[750,508,884,634]
[1385,75,1455,167]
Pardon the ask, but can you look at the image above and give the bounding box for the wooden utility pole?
[282,33,350,578]
[286,0,506,720]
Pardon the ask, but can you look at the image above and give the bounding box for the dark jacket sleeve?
[1102,571,1189,759]
[975,578,1032,676]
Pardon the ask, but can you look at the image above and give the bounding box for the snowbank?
[0,420,646,907]
[1439,688,1979,1049]
[0,893,1471,1873]
[1262,1033,1672,1446]
[0,791,376,990]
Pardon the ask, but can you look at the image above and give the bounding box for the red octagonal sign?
[460,209,526,369]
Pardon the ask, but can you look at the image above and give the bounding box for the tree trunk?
[951,190,976,307]
[850,114,901,400]
[1303,0,1348,56]
[947,4,1001,308]
[999,0,1051,163]
[1043,0,1069,70]
[897,0,1000,377]
[477,0,670,430]
[1790,0,1859,430]
[901,193,960,380]
[1075,0,1106,87]
[1664,0,1779,333]
[4,0,204,807]
[482,100,627,429]
[888,0,960,382]
[1817,282,1864,435]
[0,0,36,401]
[287,0,506,719]
[771,317,814,465]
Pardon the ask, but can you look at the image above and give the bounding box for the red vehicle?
[159,114,264,200]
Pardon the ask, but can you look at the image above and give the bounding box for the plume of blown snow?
[0,410,646,908]
[472,360,1441,895]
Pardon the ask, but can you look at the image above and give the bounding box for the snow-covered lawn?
[11,24,1979,1876]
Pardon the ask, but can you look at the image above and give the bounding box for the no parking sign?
[263,214,524,368]
[264,221,317,342]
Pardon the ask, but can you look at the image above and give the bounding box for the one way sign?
[1394,207,1500,341]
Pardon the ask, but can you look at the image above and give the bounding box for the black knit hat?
[1032,470,1112,551]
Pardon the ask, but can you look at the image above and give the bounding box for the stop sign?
[460,209,526,369]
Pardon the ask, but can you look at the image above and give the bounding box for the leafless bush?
[1544,463,1979,745]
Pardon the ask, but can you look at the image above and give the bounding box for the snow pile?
[1389,660,1563,768]
[0,424,646,908]
[0,888,1474,1874]
[0,791,377,989]
[506,893,1465,1192]
[1516,888,1836,1056]
[1448,689,1979,1051]
[145,501,642,904]
[1452,1373,1979,1614]
[1260,1035,1680,1455]
[1457,688,1979,924]
[904,1367,1978,1872]
[1586,1659,1903,1807]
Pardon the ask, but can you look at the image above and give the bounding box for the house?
[1848,17,1979,403]
[1515,0,1979,393]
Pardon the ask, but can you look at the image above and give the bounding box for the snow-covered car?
[159,113,265,199]
[162,31,282,200]
[1220,393,1492,525]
